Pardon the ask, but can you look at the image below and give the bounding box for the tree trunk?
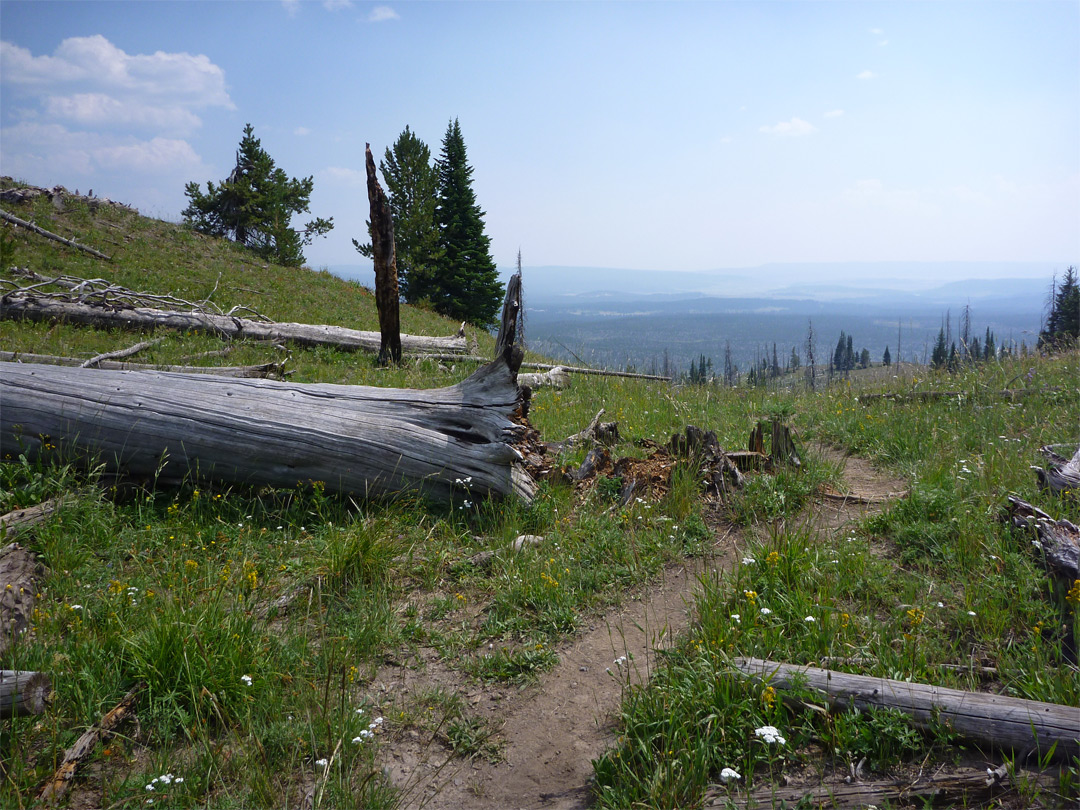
[0,670,51,718]
[366,143,401,365]
[1004,496,1080,580]
[733,657,1078,762]
[0,276,535,504]
[0,294,467,355]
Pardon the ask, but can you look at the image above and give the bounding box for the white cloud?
[878,39,889,47]
[869,28,883,36]
[294,126,312,136]
[1,37,233,109]
[44,93,202,134]
[281,0,301,16]
[759,117,816,137]
[857,70,877,80]
[369,6,399,22]
[0,121,205,178]
[823,109,844,118]
[323,0,353,9]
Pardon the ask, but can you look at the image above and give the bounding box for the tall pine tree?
[434,119,504,327]
[353,126,443,305]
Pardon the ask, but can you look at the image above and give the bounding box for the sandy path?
[376,446,904,810]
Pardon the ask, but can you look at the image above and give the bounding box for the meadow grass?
[2,186,1077,807]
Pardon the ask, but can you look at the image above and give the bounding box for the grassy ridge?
[2,184,1078,808]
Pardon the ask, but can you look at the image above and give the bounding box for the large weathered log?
[1,276,535,504]
[1,670,52,717]
[0,542,43,654]
[1,350,286,379]
[366,143,401,364]
[0,294,467,355]
[734,657,1079,762]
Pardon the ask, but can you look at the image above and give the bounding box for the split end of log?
[1,670,52,717]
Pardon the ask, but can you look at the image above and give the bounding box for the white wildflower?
[315,758,328,767]
[719,766,741,782]
[730,614,741,624]
[240,674,253,686]
[754,725,786,745]
[760,607,772,616]
[804,616,816,623]
[742,557,756,565]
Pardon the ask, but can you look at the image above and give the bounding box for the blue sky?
[1,1,1077,278]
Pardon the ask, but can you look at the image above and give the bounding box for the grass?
[2,181,1078,808]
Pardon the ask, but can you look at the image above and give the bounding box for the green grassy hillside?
[2,181,1077,808]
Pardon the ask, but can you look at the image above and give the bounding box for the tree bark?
[366,143,402,365]
[1,670,52,718]
[1032,444,1080,495]
[1,275,535,504]
[1004,496,1080,580]
[733,657,1079,762]
[0,294,467,355]
[0,542,44,655]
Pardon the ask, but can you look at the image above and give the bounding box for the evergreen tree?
[947,342,959,372]
[1039,267,1079,349]
[883,345,891,366]
[434,119,504,326]
[770,343,780,378]
[846,334,855,371]
[789,345,800,371]
[183,124,333,267]
[353,126,442,304]
[984,327,995,361]
[931,327,948,369]
[859,348,870,369]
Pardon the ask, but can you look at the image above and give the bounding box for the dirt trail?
[375,447,906,810]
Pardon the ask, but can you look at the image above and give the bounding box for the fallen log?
[1,275,535,504]
[0,542,44,655]
[1032,444,1080,495]
[518,365,570,389]
[1,350,286,379]
[38,684,142,804]
[0,293,468,355]
[1,670,52,717]
[1004,496,1080,580]
[734,657,1079,762]
[79,336,163,367]
[857,388,1061,404]
[705,764,1059,809]
[416,356,671,381]
[0,208,112,261]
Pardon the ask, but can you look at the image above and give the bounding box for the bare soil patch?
[362,445,907,810]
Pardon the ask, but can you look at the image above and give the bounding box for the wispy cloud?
[294,126,311,136]
[0,36,230,177]
[759,117,816,137]
[823,109,844,118]
[323,0,353,10]
[281,0,300,17]
[368,6,399,22]
[856,70,877,80]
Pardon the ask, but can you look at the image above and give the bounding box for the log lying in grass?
[38,684,142,804]
[0,542,44,654]
[0,275,536,504]
[706,764,1059,809]
[0,350,286,378]
[0,293,468,355]
[1,670,52,717]
[734,657,1079,762]
[1032,444,1080,495]
[1004,496,1079,580]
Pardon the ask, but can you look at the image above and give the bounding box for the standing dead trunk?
[0,275,535,504]
[366,143,401,365]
